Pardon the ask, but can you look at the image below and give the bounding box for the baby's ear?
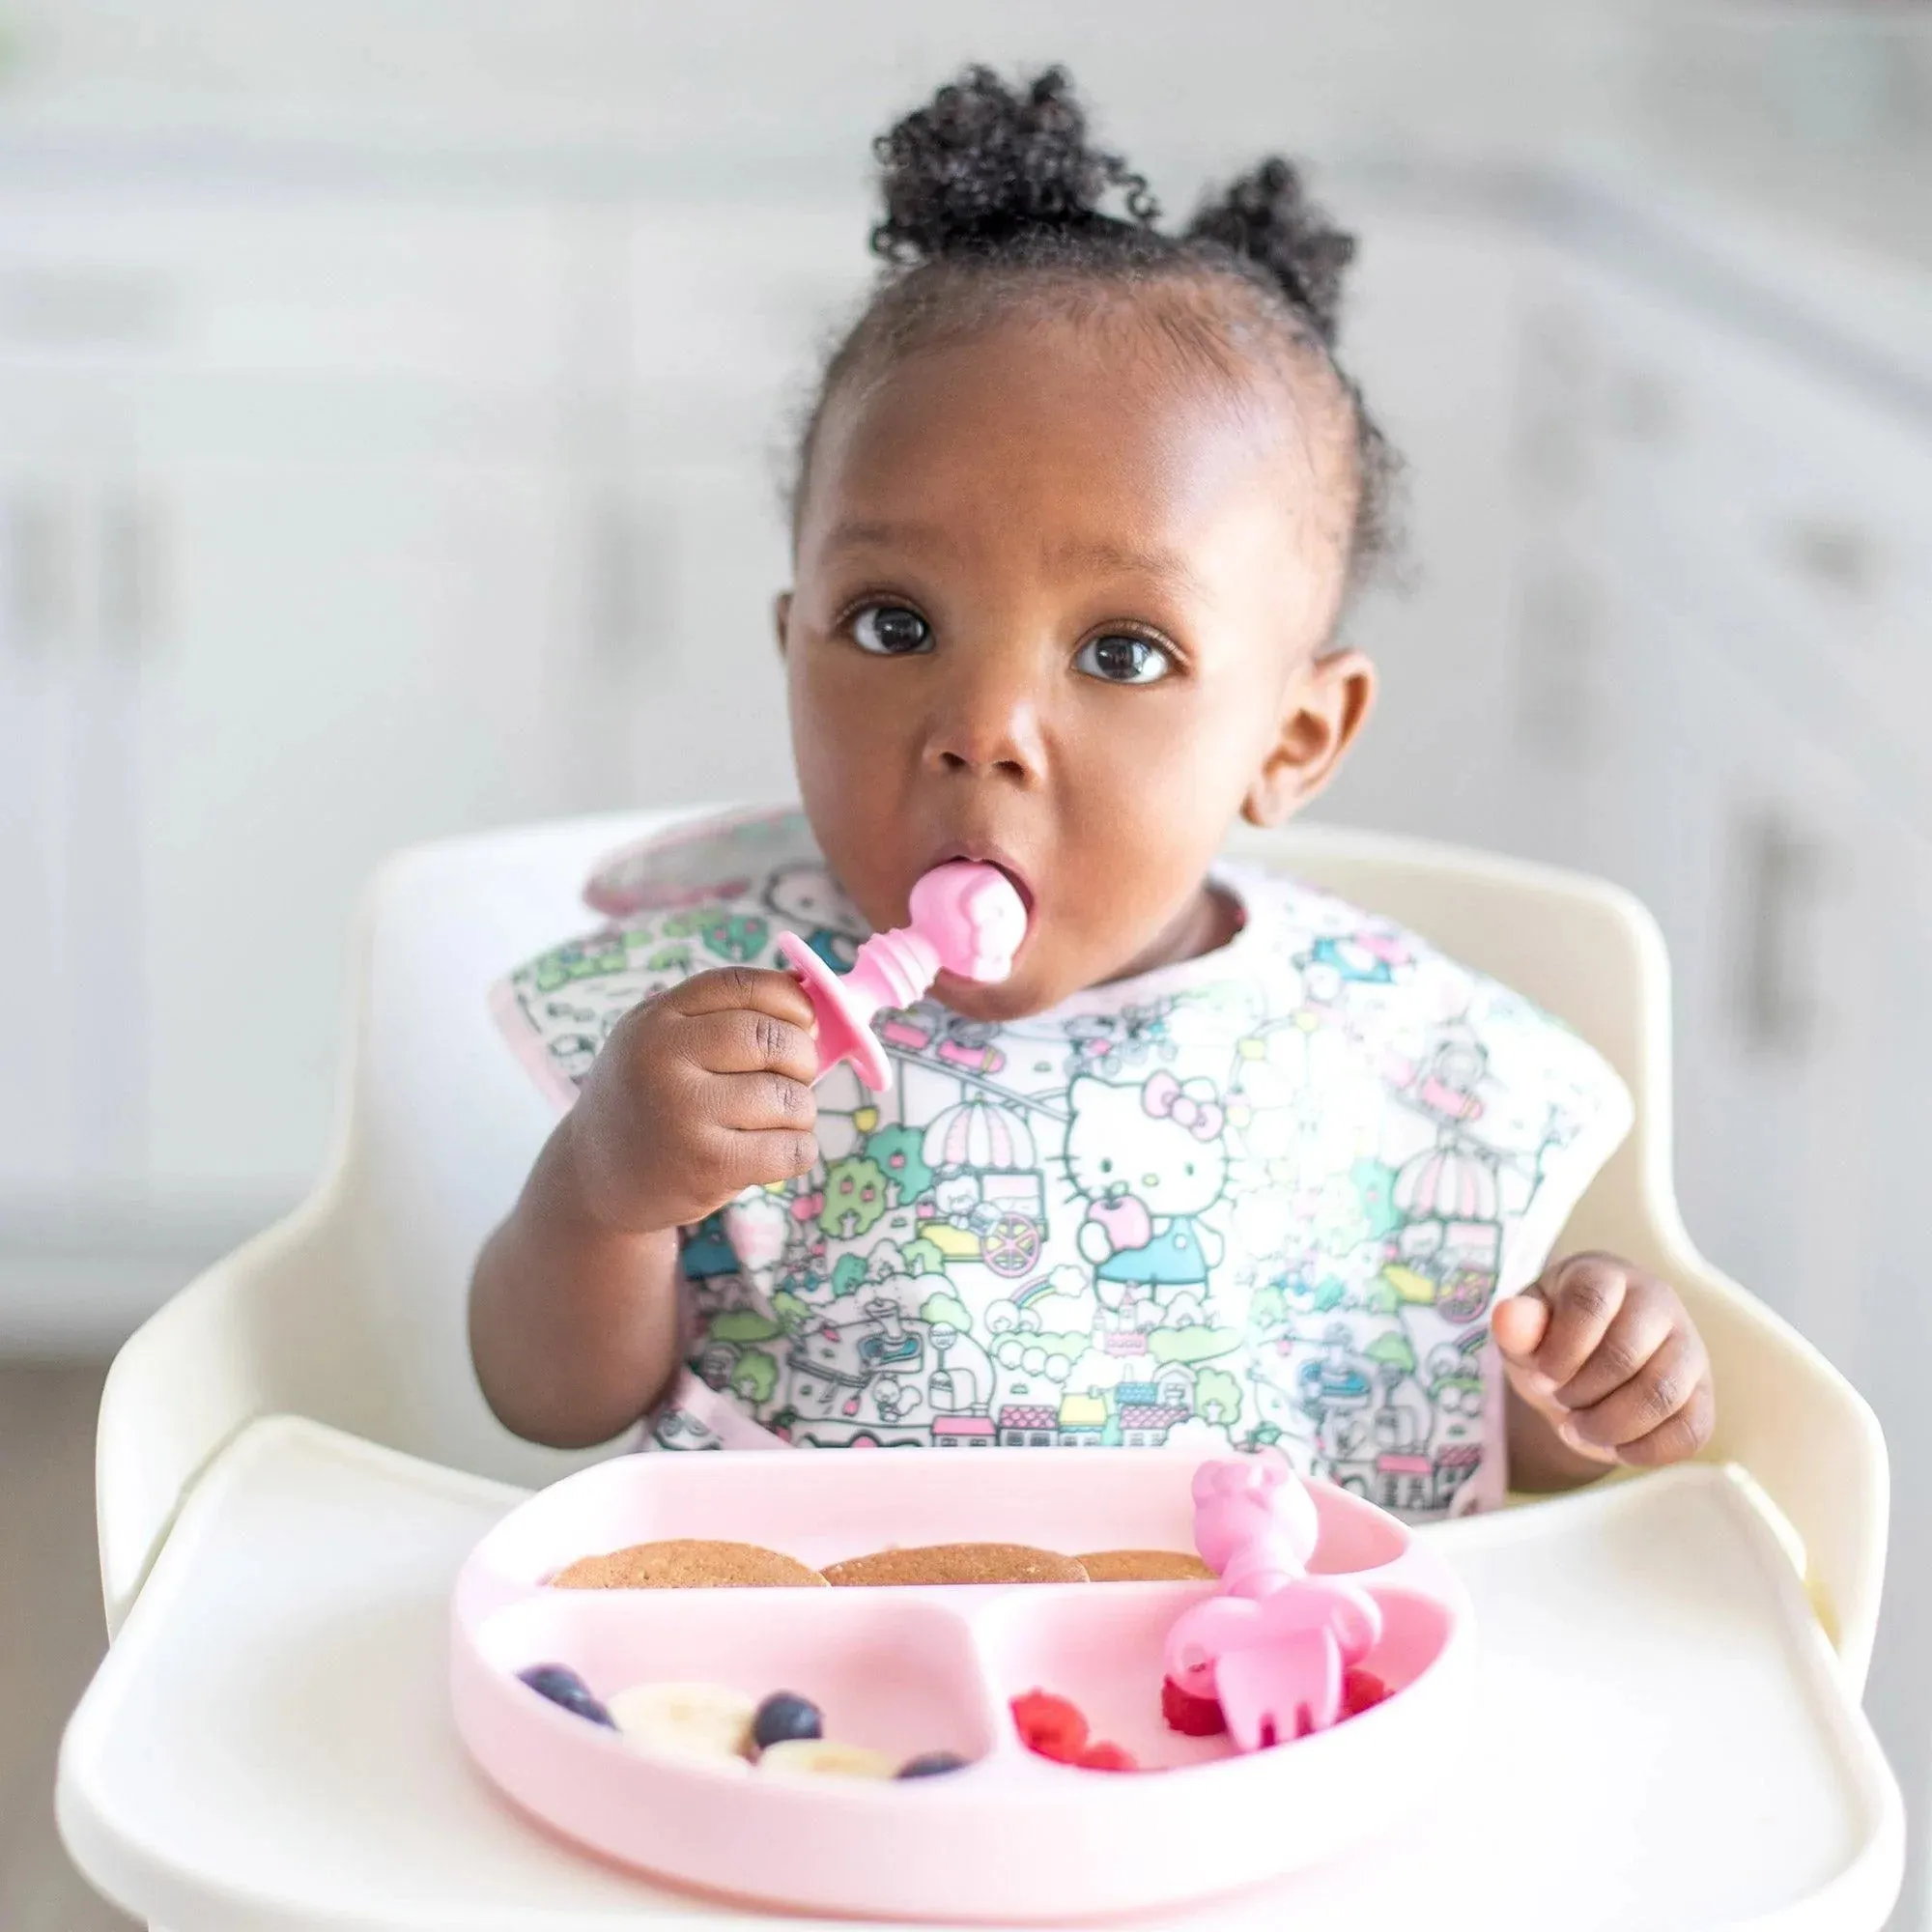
[773,591,794,655]
[1242,648,1377,826]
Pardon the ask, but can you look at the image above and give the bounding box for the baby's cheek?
[1067,708,1236,832]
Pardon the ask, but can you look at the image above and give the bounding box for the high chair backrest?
[95,809,1887,1690]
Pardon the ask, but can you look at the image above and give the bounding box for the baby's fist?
[1492,1254,1714,1469]
[567,966,821,1237]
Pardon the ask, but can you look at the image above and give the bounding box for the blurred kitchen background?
[0,0,1927,1924]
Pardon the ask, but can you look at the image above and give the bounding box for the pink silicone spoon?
[778,862,1027,1092]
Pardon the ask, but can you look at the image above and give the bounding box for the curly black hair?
[793,66,1401,587]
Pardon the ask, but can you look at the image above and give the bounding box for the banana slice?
[755,1738,896,1781]
[608,1682,756,1770]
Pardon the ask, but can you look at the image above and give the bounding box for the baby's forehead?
[803,303,1356,573]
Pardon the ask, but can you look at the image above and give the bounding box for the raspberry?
[1342,1667,1391,1717]
[1160,1677,1228,1738]
[1076,1741,1139,1773]
[1011,1690,1089,1763]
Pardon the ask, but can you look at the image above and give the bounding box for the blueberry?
[518,1663,614,1727]
[753,1692,824,1751]
[896,1751,970,1778]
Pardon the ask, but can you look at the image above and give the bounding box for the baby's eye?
[1075,635,1172,685]
[1099,1158,1113,1174]
[850,605,933,656]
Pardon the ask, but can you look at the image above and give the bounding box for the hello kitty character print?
[493,810,1633,1520]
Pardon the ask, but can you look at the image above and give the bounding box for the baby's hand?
[566,967,820,1236]
[1492,1254,1715,1470]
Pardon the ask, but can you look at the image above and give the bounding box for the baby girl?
[473,67,1714,1516]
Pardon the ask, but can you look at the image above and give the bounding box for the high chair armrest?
[1617,1220,1887,1694]
[96,1181,376,1637]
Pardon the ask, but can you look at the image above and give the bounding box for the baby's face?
[781,310,1369,1019]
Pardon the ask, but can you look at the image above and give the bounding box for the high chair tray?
[59,1417,1902,1932]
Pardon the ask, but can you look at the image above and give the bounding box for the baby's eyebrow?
[822,517,954,556]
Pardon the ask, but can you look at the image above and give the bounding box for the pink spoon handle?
[778,861,1027,1093]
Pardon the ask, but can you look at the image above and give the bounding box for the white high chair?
[58,809,1904,1932]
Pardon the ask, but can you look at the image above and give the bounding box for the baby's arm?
[469,968,820,1447]
[1493,1254,1716,1491]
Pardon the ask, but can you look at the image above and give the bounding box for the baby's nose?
[1143,1172,1160,1188]
[923,651,1046,781]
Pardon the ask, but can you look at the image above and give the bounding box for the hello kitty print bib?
[492,810,1633,1520]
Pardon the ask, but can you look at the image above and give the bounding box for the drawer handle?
[1734,809,1833,1056]
[6,491,71,654]
[1777,518,1878,602]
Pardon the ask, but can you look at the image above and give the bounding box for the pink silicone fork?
[1168,1452,1385,1751]
[778,862,1027,1092]
[1164,1577,1383,1750]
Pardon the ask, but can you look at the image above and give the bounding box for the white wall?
[0,0,1635,171]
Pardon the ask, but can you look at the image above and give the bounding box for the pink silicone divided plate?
[450,1449,1475,1921]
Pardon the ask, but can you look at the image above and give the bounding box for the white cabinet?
[129,424,587,1204]
[1619,591,1893,1352]
[1504,234,1932,1354]
[2,393,596,1213]
[0,366,152,1203]
[0,188,597,1229]
[0,182,878,1261]
[1578,253,1932,814]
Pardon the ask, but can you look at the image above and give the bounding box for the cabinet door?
[0,370,149,1199]
[0,185,584,1219]
[1576,256,1932,839]
[131,439,584,1207]
[588,203,867,810]
[1623,590,1886,1367]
